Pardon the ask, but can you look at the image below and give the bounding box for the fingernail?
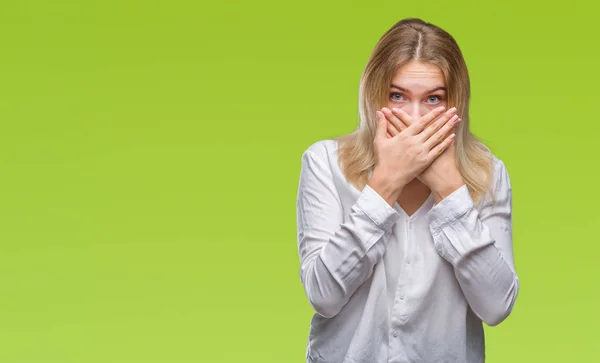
[392,108,400,113]
[376,111,381,119]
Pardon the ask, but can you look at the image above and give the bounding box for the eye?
[390,92,405,102]
[427,95,444,104]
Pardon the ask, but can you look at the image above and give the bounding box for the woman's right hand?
[368,106,458,206]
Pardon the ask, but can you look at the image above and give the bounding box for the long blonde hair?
[336,17,496,207]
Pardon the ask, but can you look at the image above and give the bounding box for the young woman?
[295,18,519,363]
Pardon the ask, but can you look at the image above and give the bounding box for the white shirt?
[295,139,519,363]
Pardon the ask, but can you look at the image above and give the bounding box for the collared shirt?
[295,139,519,363]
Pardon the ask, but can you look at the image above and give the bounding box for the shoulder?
[490,153,511,190]
[476,152,511,210]
[301,138,339,164]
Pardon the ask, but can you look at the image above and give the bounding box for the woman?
[295,18,519,363]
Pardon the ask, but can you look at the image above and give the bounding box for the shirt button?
[393,331,398,338]
[399,294,405,300]
[406,259,411,264]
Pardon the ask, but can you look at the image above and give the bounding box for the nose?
[408,103,424,122]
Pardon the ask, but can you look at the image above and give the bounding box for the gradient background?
[0,0,598,362]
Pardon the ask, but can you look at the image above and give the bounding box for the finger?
[383,108,409,134]
[428,132,456,158]
[405,106,450,136]
[386,132,392,139]
[418,108,458,142]
[386,115,401,137]
[390,107,413,124]
[374,111,387,141]
[424,115,459,148]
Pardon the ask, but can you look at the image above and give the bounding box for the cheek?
[384,101,396,111]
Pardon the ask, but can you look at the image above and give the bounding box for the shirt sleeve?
[296,143,401,318]
[425,158,520,326]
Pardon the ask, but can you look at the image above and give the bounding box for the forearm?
[426,184,519,326]
[300,184,400,318]
[452,243,519,326]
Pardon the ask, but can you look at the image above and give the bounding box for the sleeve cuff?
[426,184,473,233]
[426,184,496,264]
[356,184,401,232]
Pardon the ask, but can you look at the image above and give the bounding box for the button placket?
[394,219,410,305]
[391,218,411,327]
[405,220,413,265]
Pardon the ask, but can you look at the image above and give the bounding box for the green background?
[0,0,598,362]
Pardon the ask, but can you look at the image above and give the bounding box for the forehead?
[391,61,445,91]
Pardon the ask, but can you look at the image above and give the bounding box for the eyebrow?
[390,84,447,94]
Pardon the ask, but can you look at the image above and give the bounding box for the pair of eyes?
[389,92,445,104]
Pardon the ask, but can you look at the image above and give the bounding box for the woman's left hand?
[381,107,466,203]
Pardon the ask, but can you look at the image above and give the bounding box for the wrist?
[368,170,406,207]
[431,178,465,204]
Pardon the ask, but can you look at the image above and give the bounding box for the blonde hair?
[335,17,496,207]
